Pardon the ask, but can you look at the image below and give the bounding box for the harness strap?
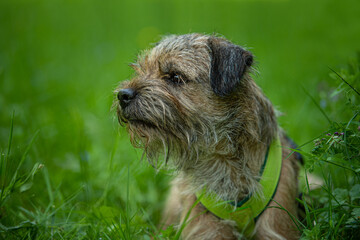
[196,134,282,237]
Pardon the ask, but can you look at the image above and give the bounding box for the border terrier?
[114,34,301,239]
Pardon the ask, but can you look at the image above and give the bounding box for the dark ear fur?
[208,37,253,96]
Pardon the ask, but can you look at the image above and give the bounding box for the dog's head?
[114,34,271,168]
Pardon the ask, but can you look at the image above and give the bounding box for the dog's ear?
[208,37,253,96]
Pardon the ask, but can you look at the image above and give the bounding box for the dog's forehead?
[155,34,209,51]
[132,34,212,79]
[147,34,209,61]
[137,34,211,75]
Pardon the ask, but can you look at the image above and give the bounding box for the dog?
[114,33,301,239]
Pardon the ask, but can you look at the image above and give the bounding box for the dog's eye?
[164,72,186,85]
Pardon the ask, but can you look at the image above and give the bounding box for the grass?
[0,0,360,239]
[2,57,360,240]
[297,56,360,239]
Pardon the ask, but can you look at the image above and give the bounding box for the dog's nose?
[118,88,136,108]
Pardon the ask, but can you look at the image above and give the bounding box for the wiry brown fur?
[114,33,300,239]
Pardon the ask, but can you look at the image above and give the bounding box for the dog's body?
[115,34,300,239]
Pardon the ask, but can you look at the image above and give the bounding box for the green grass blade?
[270,200,305,231]
[9,130,39,192]
[1,112,14,202]
[329,67,360,96]
[174,194,206,240]
[6,111,14,158]
[302,86,332,124]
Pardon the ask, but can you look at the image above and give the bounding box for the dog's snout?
[118,88,136,108]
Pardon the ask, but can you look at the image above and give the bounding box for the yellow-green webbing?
[196,135,282,238]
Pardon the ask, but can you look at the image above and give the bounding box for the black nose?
[117,88,136,108]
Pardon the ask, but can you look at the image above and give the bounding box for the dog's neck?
[180,81,279,201]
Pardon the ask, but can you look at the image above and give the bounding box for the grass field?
[1,0,360,239]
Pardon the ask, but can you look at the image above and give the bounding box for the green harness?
[195,135,282,238]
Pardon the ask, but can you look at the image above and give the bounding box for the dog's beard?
[127,120,208,170]
[127,123,175,168]
[117,104,218,170]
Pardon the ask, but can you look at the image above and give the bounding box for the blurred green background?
[0,0,360,238]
